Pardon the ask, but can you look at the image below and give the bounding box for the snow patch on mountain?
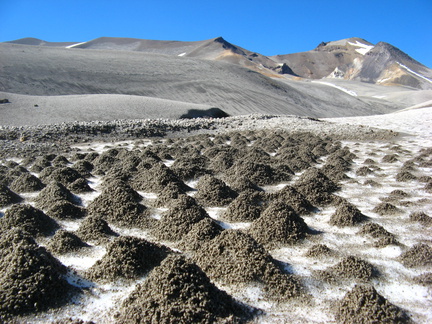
[313,81,358,96]
[65,42,87,49]
[348,41,374,55]
[397,62,432,84]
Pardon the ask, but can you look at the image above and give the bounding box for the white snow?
[178,52,186,57]
[397,62,432,84]
[65,42,87,49]
[313,81,358,96]
[348,41,374,55]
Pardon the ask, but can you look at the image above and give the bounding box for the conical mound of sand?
[195,174,238,207]
[75,215,118,244]
[117,254,256,324]
[0,184,22,208]
[335,285,410,323]
[87,236,171,282]
[9,172,45,193]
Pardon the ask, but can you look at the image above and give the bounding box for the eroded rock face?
[117,255,256,324]
[335,285,410,324]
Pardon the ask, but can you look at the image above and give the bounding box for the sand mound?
[381,154,399,163]
[0,228,72,319]
[46,200,86,220]
[87,236,170,282]
[305,244,332,258]
[222,190,264,222]
[355,166,374,176]
[195,175,238,207]
[414,272,432,286]
[193,230,303,299]
[41,167,84,186]
[47,230,89,254]
[335,285,410,323]
[75,216,118,244]
[117,254,256,324]
[179,218,224,251]
[329,202,367,227]
[399,243,432,268]
[330,256,377,282]
[358,223,398,246]
[71,160,94,177]
[0,184,22,207]
[0,204,59,237]
[249,200,308,247]
[294,168,339,205]
[9,172,45,193]
[373,202,401,216]
[153,182,186,207]
[272,185,315,215]
[152,195,209,241]
[68,177,93,193]
[409,211,432,226]
[29,155,52,172]
[34,181,78,210]
[171,155,212,180]
[132,163,191,192]
[87,179,150,228]
[225,161,280,186]
[396,171,417,182]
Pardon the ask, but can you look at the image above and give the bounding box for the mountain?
[272,37,432,90]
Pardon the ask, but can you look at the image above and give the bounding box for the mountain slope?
[0,42,399,120]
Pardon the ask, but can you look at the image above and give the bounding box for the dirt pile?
[399,243,432,268]
[409,211,432,226]
[132,163,191,192]
[195,175,238,207]
[222,190,264,222]
[225,161,280,186]
[329,202,368,227]
[330,256,377,282]
[47,230,89,254]
[248,200,309,247]
[193,230,303,299]
[116,254,256,323]
[335,285,410,323]
[305,244,333,258]
[0,204,59,237]
[0,228,73,320]
[87,179,150,228]
[271,185,315,215]
[152,195,209,241]
[9,173,45,192]
[179,218,224,251]
[46,201,86,220]
[87,236,171,282]
[373,202,401,216]
[34,181,78,210]
[76,216,118,244]
[358,223,398,246]
[294,167,339,205]
[0,184,22,207]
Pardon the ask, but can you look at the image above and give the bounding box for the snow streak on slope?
[312,81,358,96]
[397,62,432,84]
[348,40,374,55]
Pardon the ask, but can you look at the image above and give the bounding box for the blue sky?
[0,0,431,68]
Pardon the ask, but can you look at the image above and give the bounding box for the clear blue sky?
[1,0,431,68]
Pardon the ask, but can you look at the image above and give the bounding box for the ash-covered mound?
[75,215,118,244]
[414,272,432,286]
[171,154,212,180]
[0,204,59,237]
[87,236,170,283]
[132,163,191,192]
[179,218,224,251]
[51,155,70,168]
[47,230,89,254]
[40,166,84,186]
[0,184,22,207]
[222,190,264,222]
[409,211,432,226]
[153,182,186,207]
[373,202,401,216]
[271,185,315,215]
[249,200,309,247]
[68,177,93,193]
[117,254,256,324]
[29,155,52,172]
[46,200,86,220]
[355,166,374,176]
[381,154,399,163]
[305,244,333,258]
[225,160,281,186]
[294,168,339,206]
[227,176,262,193]
[9,172,45,193]
[87,179,150,228]
[335,285,410,324]
[72,159,94,177]
[358,223,398,246]
[329,256,377,282]
[193,230,303,299]
[195,175,238,207]
[399,243,432,268]
[329,202,368,227]
[0,228,73,320]
[396,171,417,182]
[34,181,78,210]
[152,195,209,241]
